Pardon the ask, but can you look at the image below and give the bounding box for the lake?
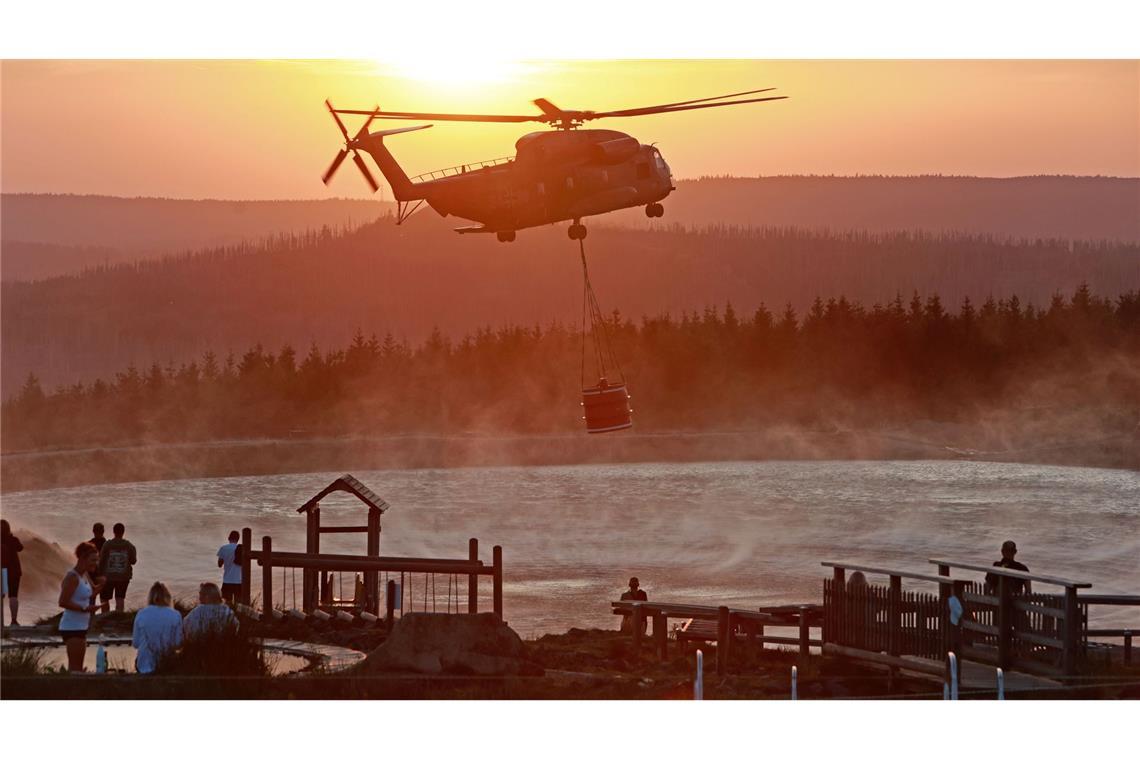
[3,460,1137,636]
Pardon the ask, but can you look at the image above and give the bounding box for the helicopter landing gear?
[645,202,664,218]
[568,222,588,241]
[496,230,516,243]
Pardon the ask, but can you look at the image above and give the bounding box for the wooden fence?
[821,559,1114,679]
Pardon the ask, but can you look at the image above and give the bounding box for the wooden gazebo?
[297,474,389,612]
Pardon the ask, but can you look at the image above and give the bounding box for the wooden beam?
[261,535,273,618]
[823,561,952,586]
[468,538,479,614]
[318,526,370,534]
[822,643,944,677]
[716,606,731,675]
[927,558,1091,589]
[1063,586,1080,675]
[492,545,503,621]
[240,527,252,606]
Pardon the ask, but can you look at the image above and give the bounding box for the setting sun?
[378,57,526,88]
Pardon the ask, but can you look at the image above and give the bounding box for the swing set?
[236,475,504,626]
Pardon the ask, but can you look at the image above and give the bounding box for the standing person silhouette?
[58,542,104,671]
[217,531,243,604]
[619,577,648,634]
[2,520,24,626]
[99,523,138,612]
[985,540,1032,595]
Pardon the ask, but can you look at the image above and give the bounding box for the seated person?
[183,582,239,639]
[132,582,183,674]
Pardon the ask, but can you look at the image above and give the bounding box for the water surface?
[4,460,1137,636]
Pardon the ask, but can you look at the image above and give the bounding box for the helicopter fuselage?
[362,128,674,237]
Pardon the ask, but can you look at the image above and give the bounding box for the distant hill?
[3,176,1137,281]
[1,194,392,281]
[606,176,1140,242]
[4,215,1138,394]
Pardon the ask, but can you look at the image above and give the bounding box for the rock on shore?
[365,613,543,676]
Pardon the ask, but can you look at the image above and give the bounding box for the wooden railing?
[822,559,1109,678]
[928,558,1091,676]
[239,530,503,625]
[610,600,822,674]
[1079,594,1139,665]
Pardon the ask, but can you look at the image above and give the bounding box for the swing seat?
[581,381,632,433]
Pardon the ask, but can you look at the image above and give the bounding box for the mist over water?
[3,460,1137,637]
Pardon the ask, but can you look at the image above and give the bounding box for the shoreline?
[3,429,1136,493]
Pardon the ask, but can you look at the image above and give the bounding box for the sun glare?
[379,58,525,88]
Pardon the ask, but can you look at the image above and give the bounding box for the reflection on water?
[27,643,310,676]
[3,460,1137,637]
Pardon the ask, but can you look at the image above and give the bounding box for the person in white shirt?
[132,581,182,674]
[184,582,238,640]
[217,531,243,604]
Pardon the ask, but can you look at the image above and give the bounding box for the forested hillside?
[4,284,1137,458]
[4,215,1138,394]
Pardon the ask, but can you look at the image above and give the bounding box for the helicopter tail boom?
[352,125,431,201]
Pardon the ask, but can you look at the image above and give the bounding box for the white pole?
[694,649,704,700]
[948,651,959,701]
[996,667,1004,700]
[791,665,798,700]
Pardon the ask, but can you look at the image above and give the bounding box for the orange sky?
[2,59,1137,199]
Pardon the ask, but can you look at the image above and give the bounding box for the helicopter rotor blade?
[322,149,350,185]
[326,99,351,140]
[332,107,539,124]
[595,88,779,118]
[352,151,380,193]
[588,95,788,121]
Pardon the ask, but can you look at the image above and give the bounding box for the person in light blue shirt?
[132,581,182,674]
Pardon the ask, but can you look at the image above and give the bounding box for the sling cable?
[577,238,633,433]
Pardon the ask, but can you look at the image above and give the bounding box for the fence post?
[386,579,396,632]
[997,575,1012,669]
[240,527,252,605]
[798,605,811,660]
[888,575,902,657]
[468,538,479,614]
[492,545,503,621]
[261,535,273,618]
[1062,586,1080,675]
[791,665,798,700]
[632,603,644,654]
[1125,631,1133,666]
[716,606,731,675]
[832,567,846,644]
[654,612,668,661]
[937,563,951,654]
[694,649,704,700]
[996,667,1005,700]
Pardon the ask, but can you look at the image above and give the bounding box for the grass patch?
[157,625,269,677]
[1,646,46,676]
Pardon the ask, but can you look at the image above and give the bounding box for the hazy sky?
[2,59,1137,199]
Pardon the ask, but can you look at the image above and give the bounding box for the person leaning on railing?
[985,540,1032,595]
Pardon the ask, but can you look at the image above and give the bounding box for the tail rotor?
[322,100,381,192]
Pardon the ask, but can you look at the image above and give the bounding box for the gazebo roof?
[297,474,390,514]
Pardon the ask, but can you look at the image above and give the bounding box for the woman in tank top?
[57,542,105,672]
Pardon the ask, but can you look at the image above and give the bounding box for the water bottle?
[95,636,107,674]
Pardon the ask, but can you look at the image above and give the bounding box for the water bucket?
[581,382,632,433]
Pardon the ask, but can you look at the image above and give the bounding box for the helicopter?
[321,88,787,242]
